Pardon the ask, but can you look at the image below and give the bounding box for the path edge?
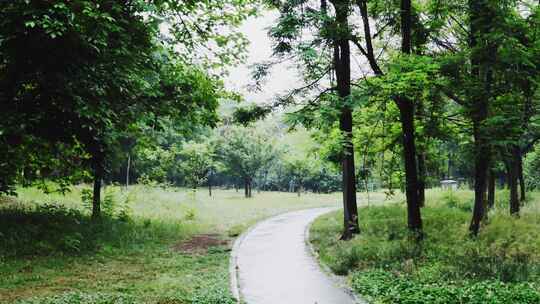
[304,210,368,304]
[229,220,254,303]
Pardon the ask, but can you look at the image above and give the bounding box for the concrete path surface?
[231,208,357,304]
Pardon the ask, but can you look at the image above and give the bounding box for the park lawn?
[310,189,540,304]
[0,185,389,304]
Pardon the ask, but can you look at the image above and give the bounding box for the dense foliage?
[0,0,255,217]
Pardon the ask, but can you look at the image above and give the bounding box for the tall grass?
[1,185,350,303]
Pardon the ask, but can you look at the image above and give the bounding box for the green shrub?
[442,190,472,212]
[16,292,136,304]
[352,270,540,304]
[227,224,246,237]
[183,207,197,221]
[190,284,236,304]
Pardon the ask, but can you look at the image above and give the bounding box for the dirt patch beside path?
[173,234,229,254]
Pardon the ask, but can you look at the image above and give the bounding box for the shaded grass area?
[1,185,348,304]
[310,189,540,304]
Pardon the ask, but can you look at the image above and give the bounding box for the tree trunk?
[469,120,490,235]
[518,153,525,202]
[125,153,130,190]
[208,182,212,197]
[417,152,426,208]
[244,178,249,198]
[482,169,489,221]
[508,148,520,216]
[248,178,252,198]
[468,0,493,236]
[395,0,422,235]
[397,98,423,234]
[332,0,360,240]
[507,162,520,216]
[488,169,495,209]
[92,157,104,219]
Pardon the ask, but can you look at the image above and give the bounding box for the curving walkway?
[230,208,357,304]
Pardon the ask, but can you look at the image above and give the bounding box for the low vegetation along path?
[231,208,356,304]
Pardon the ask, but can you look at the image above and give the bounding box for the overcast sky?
[225,11,300,105]
[224,9,376,105]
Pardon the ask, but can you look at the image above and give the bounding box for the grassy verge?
[1,185,356,304]
[310,189,540,304]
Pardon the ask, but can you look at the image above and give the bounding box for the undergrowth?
[310,190,540,303]
[0,189,232,304]
[0,203,189,258]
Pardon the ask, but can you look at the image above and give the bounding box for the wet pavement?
[233,208,357,304]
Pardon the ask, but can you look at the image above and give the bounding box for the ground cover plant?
[0,185,351,303]
[310,189,540,304]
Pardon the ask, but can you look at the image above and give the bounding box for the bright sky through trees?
[225,11,300,104]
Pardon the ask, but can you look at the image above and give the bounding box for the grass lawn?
[0,185,395,304]
[310,189,540,303]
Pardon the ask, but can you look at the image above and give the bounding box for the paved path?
[231,208,357,304]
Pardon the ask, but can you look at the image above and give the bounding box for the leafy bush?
[190,284,236,304]
[227,224,246,237]
[16,292,136,304]
[352,270,540,304]
[183,207,197,221]
[442,190,472,212]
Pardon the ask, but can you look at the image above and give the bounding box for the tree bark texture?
[92,156,104,219]
[332,0,360,240]
[488,169,495,209]
[468,0,493,236]
[508,147,521,215]
[518,153,525,202]
[398,0,423,234]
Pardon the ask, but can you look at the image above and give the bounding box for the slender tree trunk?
[248,178,252,198]
[468,0,493,236]
[125,153,130,190]
[509,148,521,215]
[518,153,525,202]
[470,120,490,235]
[397,0,422,235]
[507,160,520,216]
[417,152,426,207]
[92,156,104,219]
[482,169,489,221]
[332,0,360,240]
[244,178,249,198]
[488,169,495,209]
